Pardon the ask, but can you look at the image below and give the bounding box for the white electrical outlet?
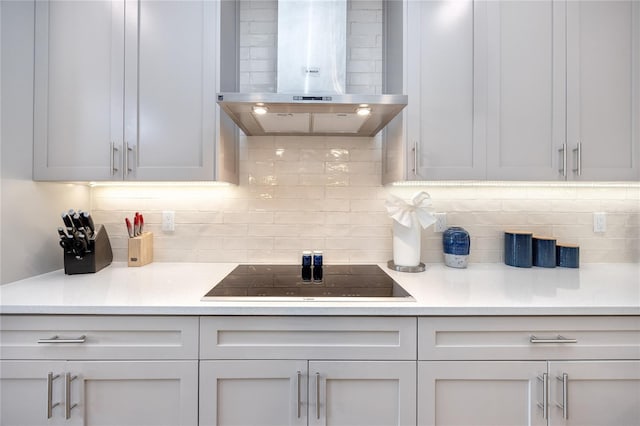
[434,212,447,232]
[593,212,607,233]
[162,211,175,232]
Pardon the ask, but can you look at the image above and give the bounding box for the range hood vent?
[217,0,407,137]
[217,93,407,137]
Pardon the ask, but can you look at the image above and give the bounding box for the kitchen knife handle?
[111,142,119,175]
[65,373,78,420]
[47,372,60,419]
[558,143,567,177]
[82,212,95,234]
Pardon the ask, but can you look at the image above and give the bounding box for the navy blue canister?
[556,244,580,268]
[504,231,533,268]
[443,227,470,268]
[532,236,556,268]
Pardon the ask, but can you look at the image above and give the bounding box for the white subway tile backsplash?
[87,0,638,266]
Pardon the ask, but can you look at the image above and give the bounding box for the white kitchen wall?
[0,1,90,285]
[91,134,640,265]
[239,0,383,94]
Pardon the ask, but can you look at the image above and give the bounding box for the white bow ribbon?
[385,191,436,229]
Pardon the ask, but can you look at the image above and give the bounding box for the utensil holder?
[128,232,153,267]
[63,224,113,275]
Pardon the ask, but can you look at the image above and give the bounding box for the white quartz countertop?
[1,262,638,316]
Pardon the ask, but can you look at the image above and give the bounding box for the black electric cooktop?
[202,264,414,301]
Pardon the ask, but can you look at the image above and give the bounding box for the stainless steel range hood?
[216,0,407,137]
[217,93,407,137]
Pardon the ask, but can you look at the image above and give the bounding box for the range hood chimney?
[217,0,407,137]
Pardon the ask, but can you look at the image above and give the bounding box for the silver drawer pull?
[38,335,86,344]
[530,335,577,344]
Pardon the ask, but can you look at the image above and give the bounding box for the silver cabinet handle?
[296,370,302,419]
[537,373,548,420]
[315,372,321,420]
[530,335,577,344]
[47,372,60,419]
[38,335,86,344]
[65,373,78,420]
[572,142,582,176]
[412,142,418,177]
[556,373,568,419]
[110,143,119,175]
[558,143,567,177]
[125,142,134,175]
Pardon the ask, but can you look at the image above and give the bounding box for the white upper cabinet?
[124,0,216,181]
[33,0,125,181]
[565,0,640,181]
[487,0,639,181]
[387,0,639,183]
[485,1,566,180]
[33,0,236,182]
[404,0,486,180]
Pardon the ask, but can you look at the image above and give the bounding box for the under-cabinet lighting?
[389,181,640,188]
[88,181,231,188]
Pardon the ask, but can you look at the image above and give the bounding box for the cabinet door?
[0,361,66,426]
[199,360,307,426]
[406,0,485,180]
[66,361,198,426]
[33,0,125,181]
[418,361,547,426]
[566,1,640,181]
[309,361,416,426]
[548,360,640,426]
[485,0,566,180]
[124,0,216,181]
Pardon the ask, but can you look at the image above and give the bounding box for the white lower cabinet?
[199,316,418,426]
[0,360,198,426]
[200,360,416,426]
[418,361,547,426]
[417,316,640,426]
[0,316,199,426]
[418,360,640,426]
[547,361,640,426]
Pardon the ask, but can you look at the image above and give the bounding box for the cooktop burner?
[202,264,414,301]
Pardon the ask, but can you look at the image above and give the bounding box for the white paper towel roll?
[392,219,421,267]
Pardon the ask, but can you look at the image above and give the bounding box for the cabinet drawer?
[200,316,417,360]
[418,316,640,360]
[0,316,198,360]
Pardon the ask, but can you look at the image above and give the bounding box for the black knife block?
[64,224,113,275]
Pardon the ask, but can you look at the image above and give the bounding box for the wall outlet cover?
[162,211,175,232]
